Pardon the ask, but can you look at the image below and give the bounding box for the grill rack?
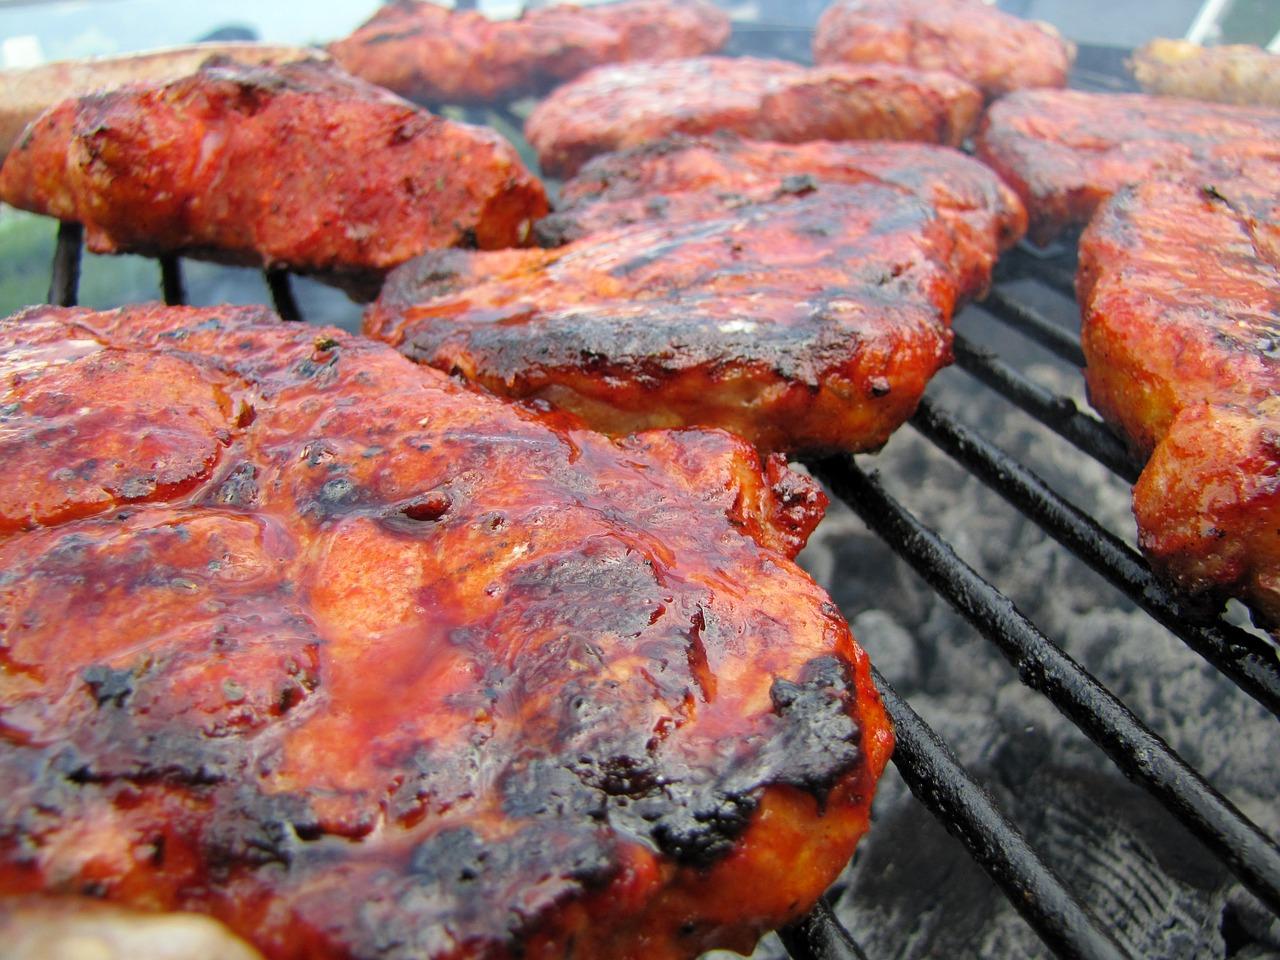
[34,56,1280,960]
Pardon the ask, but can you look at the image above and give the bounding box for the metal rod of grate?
[951,332,1141,483]
[807,455,1280,918]
[909,395,1280,716]
[160,254,186,306]
[978,286,1086,367]
[48,221,83,308]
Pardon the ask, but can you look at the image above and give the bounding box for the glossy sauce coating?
[524,56,983,178]
[1078,167,1280,627]
[813,0,1074,100]
[0,59,548,291]
[542,132,1026,302]
[976,88,1280,244]
[366,182,959,454]
[0,304,892,960]
[329,0,729,106]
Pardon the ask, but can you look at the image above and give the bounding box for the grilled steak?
[0,58,547,296]
[366,182,958,454]
[1131,39,1280,109]
[525,56,982,178]
[0,303,892,960]
[1078,165,1280,628]
[976,88,1280,244]
[540,132,1027,301]
[813,0,1074,99]
[328,0,729,106]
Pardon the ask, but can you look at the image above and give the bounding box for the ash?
[784,299,1280,959]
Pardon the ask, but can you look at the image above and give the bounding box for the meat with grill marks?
[976,88,1280,244]
[0,303,892,960]
[539,132,1027,302]
[366,181,959,454]
[1078,164,1280,628]
[1131,39,1280,109]
[814,0,1074,99]
[524,56,983,178]
[0,58,547,297]
[328,0,729,106]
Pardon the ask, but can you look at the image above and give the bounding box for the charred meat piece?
[541,132,1027,301]
[329,0,729,106]
[976,88,1280,244]
[0,42,324,161]
[1132,39,1280,109]
[525,56,982,178]
[0,304,892,960]
[814,0,1074,99]
[0,58,547,296]
[366,182,959,454]
[1078,166,1280,628]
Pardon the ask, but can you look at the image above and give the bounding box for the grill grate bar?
[909,395,1280,716]
[779,897,870,960]
[977,286,1087,367]
[47,221,83,307]
[266,268,303,322]
[160,254,186,306]
[862,665,1133,960]
[806,455,1280,917]
[952,333,1141,483]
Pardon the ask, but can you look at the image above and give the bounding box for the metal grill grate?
[34,45,1280,960]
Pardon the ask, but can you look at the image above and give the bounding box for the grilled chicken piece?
[366,182,959,454]
[0,303,892,960]
[976,88,1280,244]
[0,58,547,297]
[540,132,1027,301]
[328,0,729,106]
[0,43,324,161]
[525,56,983,178]
[1132,39,1280,109]
[1078,166,1280,627]
[813,0,1074,100]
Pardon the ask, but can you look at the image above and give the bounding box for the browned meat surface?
[1078,165,1280,628]
[0,303,893,960]
[540,132,1027,301]
[813,0,1074,99]
[366,182,959,454]
[328,0,729,106]
[976,88,1280,244]
[0,58,547,296]
[1132,39,1280,109]
[525,56,983,178]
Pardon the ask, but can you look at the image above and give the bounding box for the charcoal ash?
[790,349,1280,960]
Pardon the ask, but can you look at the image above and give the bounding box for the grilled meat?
[366,182,959,454]
[540,132,1027,301]
[0,43,324,161]
[0,303,892,960]
[1132,39,1280,109]
[813,0,1074,99]
[328,0,729,106]
[1078,166,1280,627]
[976,88,1280,244]
[0,58,547,296]
[525,56,983,178]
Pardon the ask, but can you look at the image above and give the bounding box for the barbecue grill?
[15,5,1280,959]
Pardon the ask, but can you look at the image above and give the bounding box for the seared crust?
[813,0,1074,99]
[1078,167,1280,626]
[366,182,958,454]
[1132,39,1280,109]
[525,56,982,178]
[542,132,1027,301]
[0,304,892,960]
[329,0,730,106]
[0,58,547,290]
[976,88,1280,244]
